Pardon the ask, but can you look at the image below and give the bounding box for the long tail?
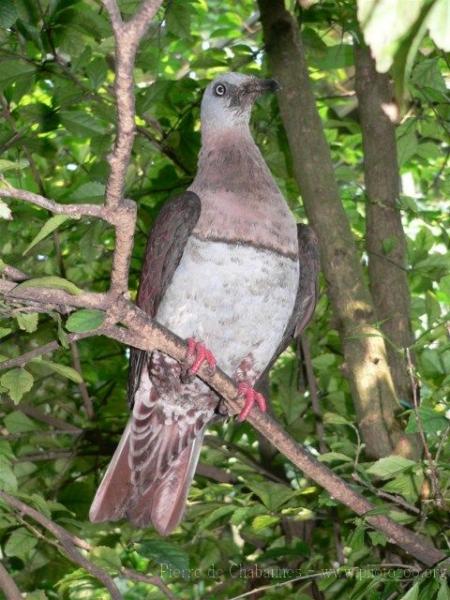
[89,421,205,536]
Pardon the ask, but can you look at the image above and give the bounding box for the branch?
[406,349,443,508]
[3,399,82,433]
[1,265,28,282]
[0,491,122,600]
[0,332,95,371]
[0,491,178,600]
[0,561,22,600]
[121,569,177,600]
[0,187,105,219]
[101,0,164,210]
[0,280,445,567]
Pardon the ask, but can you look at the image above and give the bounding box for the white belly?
[156,237,299,378]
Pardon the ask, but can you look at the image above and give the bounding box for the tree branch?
[0,333,95,371]
[0,187,105,219]
[0,491,178,600]
[101,0,164,210]
[0,561,22,600]
[0,491,122,600]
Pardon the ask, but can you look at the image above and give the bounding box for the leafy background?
[0,0,449,598]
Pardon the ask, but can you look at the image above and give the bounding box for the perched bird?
[89,72,319,535]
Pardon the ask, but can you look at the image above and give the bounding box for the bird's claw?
[237,382,266,421]
[184,338,217,378]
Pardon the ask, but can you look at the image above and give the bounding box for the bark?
[258,0,416,458]
[354,45,415,409]
[0,562,22,600]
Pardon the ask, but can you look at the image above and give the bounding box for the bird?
[89,72,319,535]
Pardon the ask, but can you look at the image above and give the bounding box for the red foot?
[186,338,217,375]
[237,382,266,422]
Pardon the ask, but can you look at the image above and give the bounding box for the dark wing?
[128,191,201,405]
[90,192,204,534]
[259,224,320,381]
[293,224,320,338]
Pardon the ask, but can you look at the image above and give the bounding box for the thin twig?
[227,571,324,600]
[69,340,94,419]
[0,332,96,371]
[121,568,177,600]
[406,348,443,508]
[299,336,326,453]
[0,187,105,219]
[352,473,421,516]
[3,399,82,433]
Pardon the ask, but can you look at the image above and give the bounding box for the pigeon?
[89,72,319,535]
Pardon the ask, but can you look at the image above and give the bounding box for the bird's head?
[200,72,279,134]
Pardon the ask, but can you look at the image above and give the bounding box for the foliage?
[0,0,449,599]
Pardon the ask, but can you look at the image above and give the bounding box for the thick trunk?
[258,0,416,458]
[354,45,415,410]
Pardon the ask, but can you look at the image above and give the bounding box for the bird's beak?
[242,78,280,97]
[259,78,280,94]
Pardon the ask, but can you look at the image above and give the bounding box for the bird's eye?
[214,83,226,97]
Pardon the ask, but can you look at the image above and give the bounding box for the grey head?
[200,72,279,133]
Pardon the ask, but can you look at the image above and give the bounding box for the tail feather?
[127,432,204,534]
[90,358,214,534]
[89,421,205,535]
[89,423,132,523]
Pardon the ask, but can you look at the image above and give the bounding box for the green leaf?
[323,412,352,426]
[397,126,418,166]
[60,110,107,137]
[412,58,447,94]
[3,410,39,433]
[399,582,420,600]
[15,312,39,333]
[138,539,189,573]
[69,182,105,202]
[0,60,35,89]
[0,456,17,491]
[252,514,279,532]
[1,368,34,404]
[357,0,425,72]
[198,505,236,530]
[14,276,82,296]
[86,57,108,89]
[368,530,387,547]
[5,527,38,561]
[428,0,450,51]
[318,452,353,463]
[0,159,29,172]
[405,406,448,434]
[247,481,297,511]
[367,455,415,479]
[166,0,191,38]
[437,580,450,600]
[0,199,12,220]
[23,215,70,255]
[0,327,12,340]
[89,546,121,572]
[66,309,105,332]
[33,359,83,384]
[0,0,18,28]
